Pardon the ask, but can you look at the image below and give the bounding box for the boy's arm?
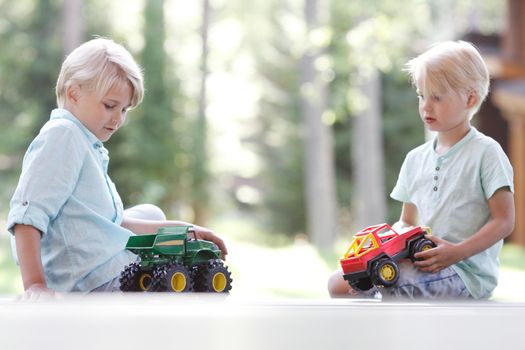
[415,188,515,272]
[121,217,228,259]
[14,224,55,296]
[392,202,419,230]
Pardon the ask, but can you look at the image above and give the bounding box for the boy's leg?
[382,260,471,299]
[328,269,380,298]
[90,276,122,293]
[90,205,166,294]
[328,269,351,297]
[124,204,167,221]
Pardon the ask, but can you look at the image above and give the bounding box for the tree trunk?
[61,0,83,55]
[352,67,387,229]
[192,0,211,225]
[300,0,338,249]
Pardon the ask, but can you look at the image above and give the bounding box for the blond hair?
[56,38,144,109]
[404,41,490,117]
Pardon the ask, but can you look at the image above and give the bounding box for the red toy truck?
[340,223,435,291]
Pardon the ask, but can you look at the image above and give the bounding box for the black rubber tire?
[372,258,399,287]
[192,259,232,293]
[410,237,436,262]
[152,263,193,293]
[349,278,374,291]
[119,263,153,292]
[119,262,140,291]
[150,264,168,292]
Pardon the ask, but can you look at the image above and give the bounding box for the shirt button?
[433,186,438,191]
[434,176,438,180]
[22,201,28,206]
[435,166,440,171]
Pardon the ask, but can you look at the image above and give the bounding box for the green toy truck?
[119,226,232,293]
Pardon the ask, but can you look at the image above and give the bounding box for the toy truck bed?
[126,231,186,256]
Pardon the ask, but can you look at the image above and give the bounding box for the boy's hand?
[413,235,463,273]
[16,283,60,302]
[190,225,228,260]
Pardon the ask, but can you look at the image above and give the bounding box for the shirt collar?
[50,108,103,148]
[431,127,476,159]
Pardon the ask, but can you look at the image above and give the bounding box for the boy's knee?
[145,204,167,221]
[327,269,350,298]
[124,204,167,221]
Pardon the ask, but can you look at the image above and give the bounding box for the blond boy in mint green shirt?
[328,41,514,299]
[391,127,513,298]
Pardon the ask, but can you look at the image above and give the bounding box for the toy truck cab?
[120,226,232,293]
[340,223,434,291]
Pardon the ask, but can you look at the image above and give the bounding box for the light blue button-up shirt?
[7,108,136,292]
[391,127,514,299]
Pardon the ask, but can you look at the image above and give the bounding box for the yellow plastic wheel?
[421,243,433,251]
[138,273,153,291]
[380,263,397,281]
[373,258,399,287]
[194,260,232,293]
[170,272,187,292]
[411,238,437,261]
[212,272,227,292]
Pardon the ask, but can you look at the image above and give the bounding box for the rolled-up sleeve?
[7,122,86,235]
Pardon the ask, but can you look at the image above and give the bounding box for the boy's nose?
[422,100,432,112]
[113,112,126,126]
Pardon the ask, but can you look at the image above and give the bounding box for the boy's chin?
[423,123,441,132]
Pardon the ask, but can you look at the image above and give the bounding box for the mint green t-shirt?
[390,127,514,299]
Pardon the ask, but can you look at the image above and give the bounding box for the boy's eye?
[103,103,116,109]
[431,95,441,102]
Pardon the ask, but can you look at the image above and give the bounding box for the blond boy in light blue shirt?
[7,38,228,297]
[328,41,514,299]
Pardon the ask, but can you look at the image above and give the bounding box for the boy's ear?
[466,91,477,108]
[66,84,81,103]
